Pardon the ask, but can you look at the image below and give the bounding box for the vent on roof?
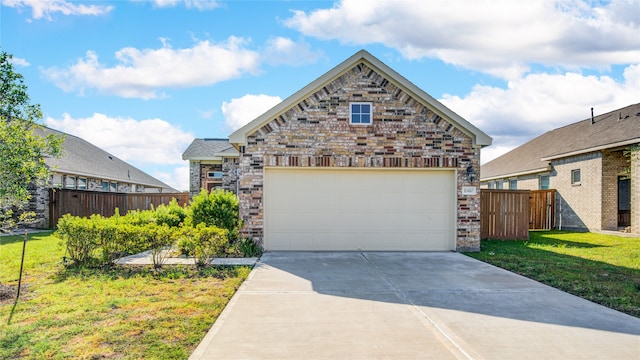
[591,107,594,125]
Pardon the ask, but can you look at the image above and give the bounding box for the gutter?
[541,138,640,161]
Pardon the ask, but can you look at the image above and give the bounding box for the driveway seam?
[360,252,476,360]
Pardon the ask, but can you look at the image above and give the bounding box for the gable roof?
[481,102,640,180]
[229,49,491,148]
[182,138,238,161]
[37,127,177,191]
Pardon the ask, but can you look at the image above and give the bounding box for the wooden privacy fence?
[480,190,530,240]
[49,189,190,228]
[480,189,557,240]
[529,189,556,230]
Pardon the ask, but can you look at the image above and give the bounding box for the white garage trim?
[264,167,457,251]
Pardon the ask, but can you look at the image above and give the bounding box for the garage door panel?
[264,169,455,251]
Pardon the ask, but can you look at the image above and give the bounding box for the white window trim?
[571,169,581,185]
[349,102,373,125]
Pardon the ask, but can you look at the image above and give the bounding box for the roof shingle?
[481,103,640,180]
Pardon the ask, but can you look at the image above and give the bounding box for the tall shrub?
[189,189,240,242]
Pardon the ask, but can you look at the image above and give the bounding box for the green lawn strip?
[1,232,251,359]
[465,231,640,318]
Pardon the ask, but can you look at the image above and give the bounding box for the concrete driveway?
[190,252,640,359]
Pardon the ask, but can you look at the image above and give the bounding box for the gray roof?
[481,102,640,180]
[182,138,238,160]
[37,127,177,191]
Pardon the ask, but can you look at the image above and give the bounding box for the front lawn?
[465,231,640,317]
[0,231,251,359]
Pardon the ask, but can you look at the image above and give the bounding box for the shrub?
[236,237,262,257]
[154,199,187,227]
[56,214,99,265]
[138,223,176,269]
[188,189,240,243]
[182,224,228,267]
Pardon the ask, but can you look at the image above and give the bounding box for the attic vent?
[636,112,640,117]
[108,156,113,160]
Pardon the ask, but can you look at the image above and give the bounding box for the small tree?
[0,50,63,231]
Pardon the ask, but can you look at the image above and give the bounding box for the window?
[208,171,223,179]
[77,177,87,190]
[101,181,109,192]
[488,181,495,189]
[51,174,63,188]
[110,182,118,192]
[496,180,503,189]
[539,175,550,190]
[509,179,517,190]
[350,102,372,125]
[64,175,76,189]
[571,169,581,185]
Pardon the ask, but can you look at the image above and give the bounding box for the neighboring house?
[480,103,640,234]
[182,138,240,197]
[228,50,492,252]
[28,126,177,227]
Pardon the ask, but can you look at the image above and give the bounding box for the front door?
[618,176,631,227]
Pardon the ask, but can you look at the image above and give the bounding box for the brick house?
[480,103,640,234]
[182,138,239,197]
[29,126,177,227]
[228,50,491,251]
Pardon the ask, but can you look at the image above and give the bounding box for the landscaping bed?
[465,230,640,318]
[1,231,251,359]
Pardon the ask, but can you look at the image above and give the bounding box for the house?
[480,103,640,234]
[28,126,178,227]
[182,138,239,197]
[228,50,492,251]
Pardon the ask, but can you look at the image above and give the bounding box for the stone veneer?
[238,62,481,251]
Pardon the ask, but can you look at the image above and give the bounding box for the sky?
[1,0,639,191]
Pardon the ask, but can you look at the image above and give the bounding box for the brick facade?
[188,160,239,198]
[238,62,481,251]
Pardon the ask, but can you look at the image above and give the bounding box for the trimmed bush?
[138,223,176,269]
[154,199,187,227]
[57,214,99,265]
[182,224,228,267]
[188,189,240,243]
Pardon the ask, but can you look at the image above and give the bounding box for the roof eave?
[541,138,640,161]
[480,167,550,182]
[229,50,492,148]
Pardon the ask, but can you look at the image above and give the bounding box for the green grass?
[0,231,251,359]
[465,231,640,317]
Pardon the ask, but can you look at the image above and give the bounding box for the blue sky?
[2,0,639,191]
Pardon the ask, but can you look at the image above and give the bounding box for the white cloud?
[2,0,113,20]
[440,64,640,164]
[263,37,324,65]
[9,56,30,67]
[151,0,220,11]
[285,0,640,79]
[45,113,193,167]
[42,37,261,99]
[222,94,282,131]
[153,165,190,192]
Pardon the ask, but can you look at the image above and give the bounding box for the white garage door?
[264,168,455,251]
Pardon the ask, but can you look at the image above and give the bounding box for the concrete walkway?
[114,250,258,266]
[190,252,640,360]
